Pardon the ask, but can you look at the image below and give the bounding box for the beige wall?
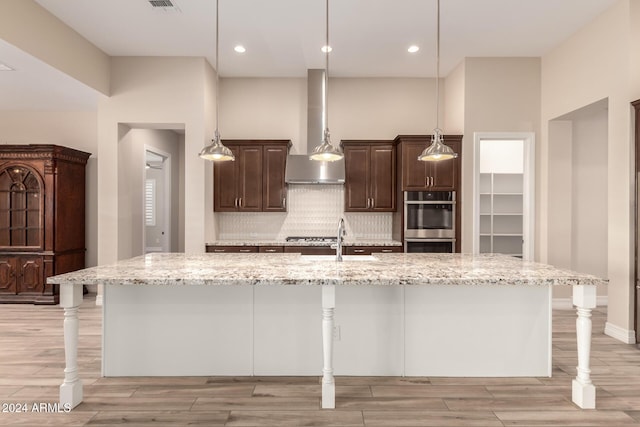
[632,0,640,97]
[444,61,465,134]
[541,0,635,338]
[547,121,573,274]
[0,111,98,268]
[0,0,109,95]
[98,56,213,265]
[548,102,609,300]
[330,78,440,142]
[220,77,441,155]
[118,128,182,259]
[460,57,541,254]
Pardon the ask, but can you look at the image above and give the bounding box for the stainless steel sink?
[300,255,377,262]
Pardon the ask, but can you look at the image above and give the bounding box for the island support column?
[572,285,597,409]
[59,283,83,409]
[321,285,335,409]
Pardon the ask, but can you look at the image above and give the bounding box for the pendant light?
[310,0,343,162]
[418,0,458,162]
[199,0,235,162]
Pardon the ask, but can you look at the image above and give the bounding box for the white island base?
[102,284,552,378]
[54,253,600,411]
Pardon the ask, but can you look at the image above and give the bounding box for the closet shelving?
[479,173,523,258]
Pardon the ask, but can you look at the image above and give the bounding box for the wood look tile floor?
[1,295,640,426]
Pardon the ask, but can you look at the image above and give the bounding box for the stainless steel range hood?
[285,70,345,185]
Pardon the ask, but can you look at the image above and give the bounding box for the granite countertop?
[205,240,403,247]
[48,253,605,288]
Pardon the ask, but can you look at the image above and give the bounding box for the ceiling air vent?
[148,0,181,12]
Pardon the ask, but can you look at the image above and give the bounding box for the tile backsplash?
[217,185,393,241]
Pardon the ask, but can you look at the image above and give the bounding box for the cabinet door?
[206,246,258,253]
[259,246,284,253]
[238,146,263,211]
[0,165,44,249]
[214,146,240,212]
[17,256,43,294]
[344,146,371,211]
[263,145,288,212]
[370,144,396,211]
[401,142,429,191]
[0,257,17,294]
[283,246,335,255]
[430,141,460,191]
[345,246,403,255]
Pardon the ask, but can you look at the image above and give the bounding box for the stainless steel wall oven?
[404,191,456,253]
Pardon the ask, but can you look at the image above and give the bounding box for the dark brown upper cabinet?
[343,140,397,212]
[395,135,462,192]
[214,140,291,212]
[262,143,289,212]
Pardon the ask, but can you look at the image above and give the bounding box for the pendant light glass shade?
[310,0,343,162]
[310,129,343,162]
[418,129,457,161]
[200,0,234,162]
[199,130,235,161]
[419,0,458,162]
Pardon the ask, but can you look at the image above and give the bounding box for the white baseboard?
[552,296,608,310]
[605,322,636,344]
[553,296,635,344]
[552,298,573,310]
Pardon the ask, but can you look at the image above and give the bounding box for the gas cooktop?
[285,236,337,243]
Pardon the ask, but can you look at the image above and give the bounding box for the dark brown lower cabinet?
[206,245,403,256]
[206,246,259,253]
[0,255,52,304]
[344,246,403,255]
[283,246,335,255]
[259,246,284,253]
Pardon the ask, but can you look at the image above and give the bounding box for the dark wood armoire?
[0,145,90,304]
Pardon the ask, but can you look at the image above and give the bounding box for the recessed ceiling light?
[0,62,14,71]
[234,45,246,53]
[408,45,420,53]
[321,45,332,53]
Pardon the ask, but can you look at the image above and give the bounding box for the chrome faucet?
[336,218,346,261]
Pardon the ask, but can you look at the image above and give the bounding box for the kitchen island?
[49,252,604,410]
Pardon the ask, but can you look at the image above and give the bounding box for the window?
[145,179,156,226]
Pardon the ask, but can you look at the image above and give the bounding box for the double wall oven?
[404,191,456,253]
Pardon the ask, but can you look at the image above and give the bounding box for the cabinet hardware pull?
[381,249,393,253]
[265,249,276,252]
[239,249,251,252]
[431,176,434,187]
[239,198,243,208]
[283,197,286,208]
[234,198,238,208]
[354,249,365,253]
[213,249,225,252]
[370,198,374,209]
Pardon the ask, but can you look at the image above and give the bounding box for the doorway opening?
[473,133,535,260]
[144,149,171,253]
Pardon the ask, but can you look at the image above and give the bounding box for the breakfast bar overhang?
[48,253,605,410]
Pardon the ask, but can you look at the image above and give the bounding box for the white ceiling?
[0,0,618,111]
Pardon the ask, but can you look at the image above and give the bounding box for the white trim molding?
[604,322,636,344]
[472,132,535,260]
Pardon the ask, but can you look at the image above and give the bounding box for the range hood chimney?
[284,70,345,184]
